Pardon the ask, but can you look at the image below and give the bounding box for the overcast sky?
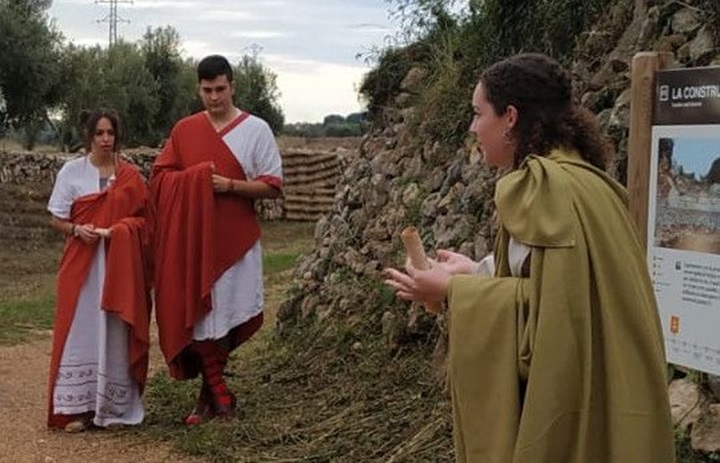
[47,0,401,123]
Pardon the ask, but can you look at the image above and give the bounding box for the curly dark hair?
[83,108,121,153]
[480,53,612,170]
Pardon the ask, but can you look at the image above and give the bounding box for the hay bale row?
[284,169,340,187]
[284,195,336,207]
[285,211,328,221]
[283,151,339,168]
[277,150,343,221]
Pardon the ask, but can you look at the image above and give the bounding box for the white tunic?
[193,114,283,341]
[47,157,144,427]
[475,237,531,278]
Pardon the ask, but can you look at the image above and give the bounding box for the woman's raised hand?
[435,249,478,275]
[384,259,452,304]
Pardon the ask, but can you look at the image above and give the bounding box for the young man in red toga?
[151,55,283,424]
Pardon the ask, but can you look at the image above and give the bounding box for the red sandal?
[183,383,215,426]
[211,390,236,420]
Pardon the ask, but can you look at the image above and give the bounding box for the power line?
[95,0,132,48]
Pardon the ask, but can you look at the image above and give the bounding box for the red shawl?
[48,161,153,429]
[151,112,261,379]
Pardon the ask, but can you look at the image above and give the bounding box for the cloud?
[263,54,328,73]
[68,37,107,48]
[129,0,201,9]
[230,31,288,39]
[47,0,396,122]
[197,10,254,21]
[349,23,393,33]
[254,0,288,6]
[263,54,370,122]
[180,40,214,58]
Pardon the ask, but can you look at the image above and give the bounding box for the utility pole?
[95,0,132,48]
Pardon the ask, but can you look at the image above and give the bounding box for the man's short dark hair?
[197,55,234,83]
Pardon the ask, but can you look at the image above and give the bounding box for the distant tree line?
[0,0,285,150]
[282,113,368,138]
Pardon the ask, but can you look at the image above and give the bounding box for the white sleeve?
[47,162,75,219]
[474,239,530,277]
[250,122,282,182]
[474,253,496,276]
[508,237,531,277]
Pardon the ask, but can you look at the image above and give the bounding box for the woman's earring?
[503,127,512,145]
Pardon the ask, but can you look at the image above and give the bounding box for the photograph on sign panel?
[654,136,720,254]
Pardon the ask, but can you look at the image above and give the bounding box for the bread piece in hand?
[400,227,442,314]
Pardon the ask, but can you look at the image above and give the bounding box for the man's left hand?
[212,174,234,193]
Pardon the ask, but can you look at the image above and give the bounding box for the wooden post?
[627,51,672,249]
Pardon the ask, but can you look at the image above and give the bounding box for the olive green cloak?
[447,150,675,463]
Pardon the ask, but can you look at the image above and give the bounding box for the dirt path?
[0,332,202,463]
[0,221,311,462]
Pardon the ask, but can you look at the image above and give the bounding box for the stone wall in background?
[0,147,346,225]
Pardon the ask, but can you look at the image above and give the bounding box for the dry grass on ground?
[138,220,455,462]
[0,181,63,345]
[0,182,454,461]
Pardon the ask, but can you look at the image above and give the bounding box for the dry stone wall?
[279,0,720,349]
[0,152,70,250]
[0,147,344,247]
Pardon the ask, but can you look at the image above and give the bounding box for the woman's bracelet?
[70,224,77,236]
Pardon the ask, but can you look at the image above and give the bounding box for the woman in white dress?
[47,109,152,432]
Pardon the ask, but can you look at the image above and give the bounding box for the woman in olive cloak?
[384,53,675,463]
